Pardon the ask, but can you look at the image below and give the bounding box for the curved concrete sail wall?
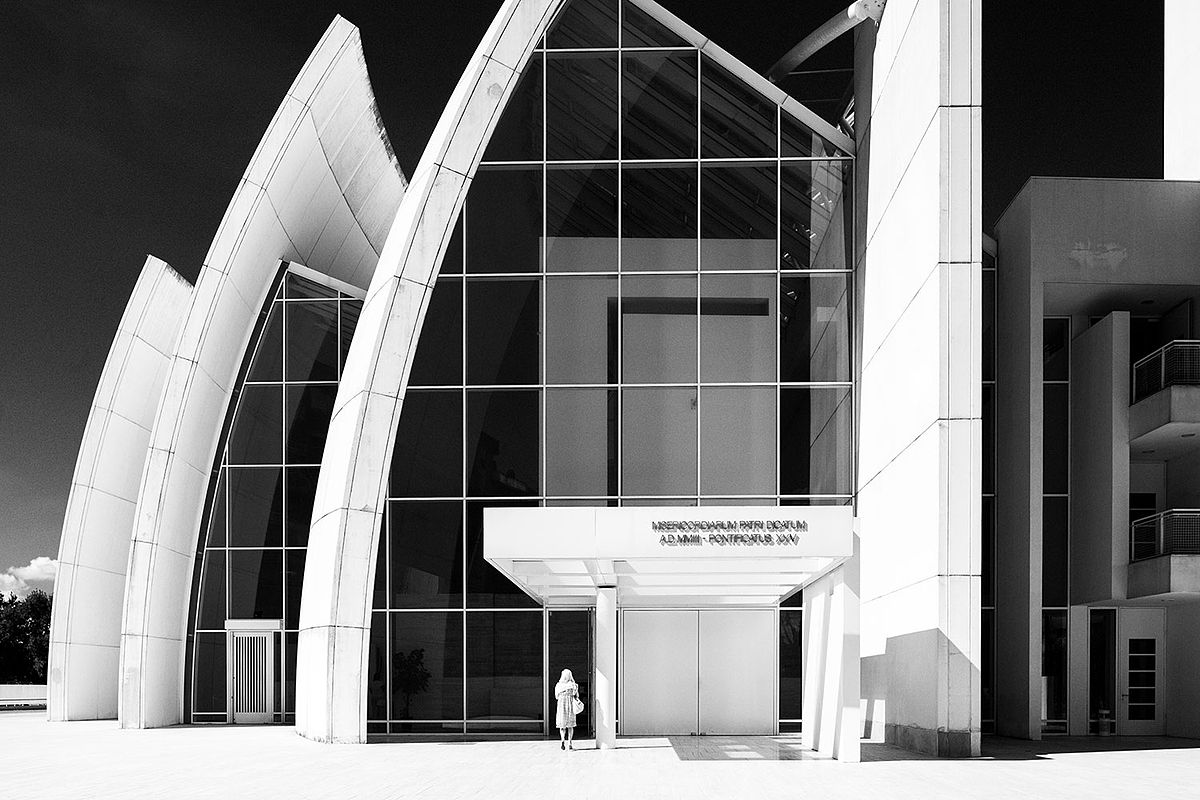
[117,16,405,729]
[297,0,853,743]
[49,256,192,722]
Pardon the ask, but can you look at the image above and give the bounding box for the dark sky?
[0,0,1162,571]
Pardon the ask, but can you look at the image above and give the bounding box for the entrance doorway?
[225,619,281,724]
[1117,608,1164,735]
[619,609,775,735]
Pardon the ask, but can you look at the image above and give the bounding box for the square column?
[596,587,617,749]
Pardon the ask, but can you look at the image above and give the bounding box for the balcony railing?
[1132,340,1200,403]
[1130,509,1200,561]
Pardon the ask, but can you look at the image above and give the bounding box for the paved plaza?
[3,710,1198,799]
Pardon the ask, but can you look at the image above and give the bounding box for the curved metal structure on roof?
[766,0,885,84]
[295,0,851,744]
[114,15,405,729]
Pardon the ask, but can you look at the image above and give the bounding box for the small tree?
[392,647,431,720]
[0,589,53,684]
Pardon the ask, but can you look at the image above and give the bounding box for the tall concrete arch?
[117,16,405,729]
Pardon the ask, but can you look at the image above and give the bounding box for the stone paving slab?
[3,711,1198,800]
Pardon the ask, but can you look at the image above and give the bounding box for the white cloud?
[1,557,57,598]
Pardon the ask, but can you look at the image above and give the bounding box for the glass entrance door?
[1117,608,1165,735]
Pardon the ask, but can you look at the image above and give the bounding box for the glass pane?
[390,611,464,721]
[285,467,318,548]
[197,550,225,630]
[192,632,226,714]
[621,165,697,271]
[1044,318,1070,381]
[547,166,617,273]
[982,496,995,607]
[285,301,339,382]
[982,384,995,494]
[374,523,386,610]
[466,612,544,722]
[1041,610,1068,727]
[779,610,803,719]
[547,53,618,161]
[285,550,305,629]
[982,270,995,382]
[206,472,227,547]
[227,467,284,548]
[549,610,594,737]
[286,273,336,299]
[700,54,775,158]
[1088,609,1116,729]
[781,161,850,271]
[546,276,618,384]
[390,391,463,498]
[284,383,336,464]
[780,274,851,382]
[622,275,697,383]
[482,60,543,163]
[779,387,853,495]
[546,388,617,496]
[982,608,995,724]
[701,274,775,382]
[622,0,689,47]
[247,303,283,381]
[780,497,852,506]
[367,612,387,720]
[467,391,540,497]
[781,114,840,158]
[408,278,462,386]
[622,52,697,160]
[229,549,283,620]
[339,298,361,378]
[466,279,540,385]
[388,501,464,609]
[701,387,775,495]
[228,385,282,465]
[701,165,775,271]
[466,501,540,608]
[547,0,617,48]
[466,167,541,274]
[1129,638,1156,655]
[1042,497,1069,605]
[622,387,697,495]
[1043,383,1069,494]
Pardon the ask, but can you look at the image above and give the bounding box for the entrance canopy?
[484,506,854,608]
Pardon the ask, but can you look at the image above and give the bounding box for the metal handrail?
[1131,340,1200,403]
[1130,508,1200,561]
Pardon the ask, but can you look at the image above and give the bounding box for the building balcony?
[1128,510,1200,598]
[1129,342,1200,459]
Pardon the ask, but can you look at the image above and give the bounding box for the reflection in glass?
[700,274,774,382]
[622,0,689,48]
[779,610,803,720]
[546,388,616,496]
[701,165,776,271]
[547,167,617,273]
[227,467,284,548]
[781,162,850,271]
[779,387,852,495]
[247,304,283,381]
[466,501,540,608]
[700,54,775,158]
[623,388,697,495]
[388,501,463,609]
[701,387,775,495]
[286,273,336,299]
[467,279,540,385]
[408,278,462,386]
[547,0,617,48]
[228,385,282,465]
[781,114,839,158]
[621,275,697,383]
[390,612,464,722]
[390,391,463,498]
[546,277,617,384]
[547,53,618,161]
[286,301,339,382]
[621,165,697,271]
[229,549,283,619]
[482,60,543,163]
[779,274,850,382]
[466,612,544,724]
[367,612,387,721]
[467,391,540,497]
[623,52,697,159]
[466,167,541,274]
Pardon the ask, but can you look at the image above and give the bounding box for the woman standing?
[554,668,580,750]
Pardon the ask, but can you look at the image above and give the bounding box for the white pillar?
[596,587,618,749]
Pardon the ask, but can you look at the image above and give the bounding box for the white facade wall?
[1164,0,1200,180]
[48,257,192,722]
[853,0,982,756]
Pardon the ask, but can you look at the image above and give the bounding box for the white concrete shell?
[296,0,852,743]
[117,16,405,729]
[49,256,192,722]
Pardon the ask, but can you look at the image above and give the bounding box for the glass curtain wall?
[1042,316,1070,733]
[188,267,362,723]
[981,246,995,733]
[370,0,854,735]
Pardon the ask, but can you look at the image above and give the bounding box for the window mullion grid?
[694,40,702,505]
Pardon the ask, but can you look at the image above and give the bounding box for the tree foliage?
[0,589,52,684]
